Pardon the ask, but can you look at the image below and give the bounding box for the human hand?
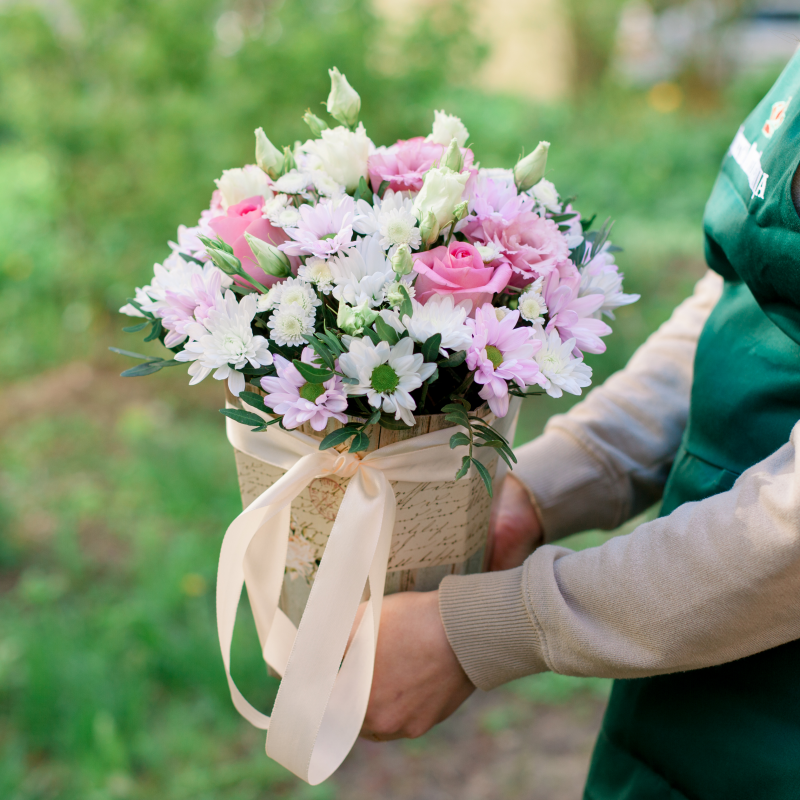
[357,589,474,741]
[486,473,543,571]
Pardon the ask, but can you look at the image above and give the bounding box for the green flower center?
[370,363,400,394]
[485,345,504,370]
[299,381,325,402]
[320,232,337,240]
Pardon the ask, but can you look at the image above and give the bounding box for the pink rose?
[462,211,570,288]
[368,137,475,193]
[208,196,297,290]
[412,241,513,313]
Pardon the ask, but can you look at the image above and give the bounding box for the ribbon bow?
[218,404,516,784]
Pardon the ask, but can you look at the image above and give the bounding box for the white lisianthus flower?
[413,167,469,229]
[298,257,335,294]
[532,329,592,399]
[263,194,302,228]
[428,110,469,147]
[175,291,273,396]
[301,123,372,193]
[518,277,549,324]
[402,295,473,356]
[384,279,415,308]
[353,190,422,253]
[329,234,394,308]
[339,336,437,426]
[215,165,273,210]
[267,302,316,347]
[529,178,560,212]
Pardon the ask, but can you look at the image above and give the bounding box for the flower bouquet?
[115,68,637,783]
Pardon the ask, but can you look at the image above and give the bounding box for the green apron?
[584,55,800,800]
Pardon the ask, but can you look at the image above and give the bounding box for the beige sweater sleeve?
[440,271,800,690]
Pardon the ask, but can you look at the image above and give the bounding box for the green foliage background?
[0,0,785,797]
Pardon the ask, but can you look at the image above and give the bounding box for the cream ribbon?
[218,400,519,784]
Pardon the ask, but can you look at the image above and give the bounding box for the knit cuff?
[438,567,548,691]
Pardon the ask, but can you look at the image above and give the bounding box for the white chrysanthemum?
[175,291,273,396]
[120,256,231,318]
[493,306,511,321]
[274,170,314,195]
[329,233,394,308]
[532,329,592,399]
[267,302,316,347]
[518,277,549,325]
[263,194,302,228]
[298,257,335,294]
[310,169,345,198]
[529,178,560,212]
[384,279,416,309]
[285,532,318,581]
[579,249,640,319]
[216,165,272,210]
[353,191,421,252]
[402,295,472,356]
[428,110,469,147]
[339,337,436,426]
[473,241,504,264]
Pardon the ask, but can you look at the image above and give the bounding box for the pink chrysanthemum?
[278,196,354,258]
[160,268,224,347]
[466,304,545,417]
[544,264,612,355]
[260,348,348,431]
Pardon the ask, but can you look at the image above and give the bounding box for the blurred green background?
[0,0,789,797]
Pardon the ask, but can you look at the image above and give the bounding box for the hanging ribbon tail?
[216,452,334,731]
[266,466,396,784]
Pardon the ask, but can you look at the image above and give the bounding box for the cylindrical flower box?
[227,388,518,626]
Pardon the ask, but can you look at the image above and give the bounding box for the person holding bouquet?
[362,55,800,798]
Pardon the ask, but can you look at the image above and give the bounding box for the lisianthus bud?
[282,145,296,174]
[453,201,469,222]
[206,246,244,277]
[413,167,469,229]
[303,110,328,138]
[255,128,284,179]
[440,138,463,172]
[514,141,550,191]
[337,299,378,336]
[390,244,414,276]
[244,233,292,278]
[419,210,440,247]
[197,234,233,255]
[326,67,361,128]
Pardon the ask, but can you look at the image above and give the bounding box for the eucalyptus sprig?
[442,402,517,497]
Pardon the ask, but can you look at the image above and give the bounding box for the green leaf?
[398,284,413,320]
[377,180,390,199]
[339,375,359,385]
[438,349,466,368]
[321,328,345,354]
[374,316,399,345]
[318,426,359,450]
[303,335,336,370]
[120,361,164,378]
[239,391,266,411]
[363,326,381,346]
[144,318,163,343]
[293,360,334,384]
[378,415,409,430]
[454,455,471,482]
[349,430,370,452]
[364,408,381,427]
[123,321,149,333]
[449,432,471,449]
[472,458,494,497]
[109,347,157,361]
[549,212,578,223]
[219,408,267,429]
[421,333,442,363]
